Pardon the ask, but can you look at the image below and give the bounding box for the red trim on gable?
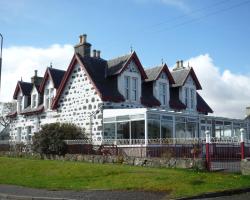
[118,51,148,80]
[155,64,175,84]
[39,68,56,93]
[51,54,104,109]
[13,82,22,100]
[184,67,202,90]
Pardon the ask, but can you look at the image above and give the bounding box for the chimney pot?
[180,60,183,68]
[96,50,101,58]
[79,34,87,44]
[176,61,179,68]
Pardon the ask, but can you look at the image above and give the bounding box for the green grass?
[0,157,250,198]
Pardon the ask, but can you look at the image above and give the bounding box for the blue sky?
[1,0,250,118]
[1,0,250,71]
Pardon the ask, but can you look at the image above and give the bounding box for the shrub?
[32,123,86,157]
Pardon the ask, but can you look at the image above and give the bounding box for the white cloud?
[0,44,74,102]
[186,54,250,119]
[160,0,190,12]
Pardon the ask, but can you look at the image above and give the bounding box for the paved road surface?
[0,185,168,200]
[197,192,250,200]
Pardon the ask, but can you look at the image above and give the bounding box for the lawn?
[0,157,250,198]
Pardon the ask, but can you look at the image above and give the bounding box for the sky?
[0,0,250,119]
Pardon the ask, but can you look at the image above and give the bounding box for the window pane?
[176,122,186,138]
[148,120,160,139]
[124,76,130,100]
[131,78,137,101]
[186,122,197,137]
[131,120,145,139]
[117,122,129,139]
[104,123,116,139]
[161,121,173,138]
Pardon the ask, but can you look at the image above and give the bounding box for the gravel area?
[0,185,168,200]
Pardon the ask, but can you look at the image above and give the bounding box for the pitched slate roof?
[196,93,213,114]
[107,53,131,76]
[78,54,125,102]
[171,67,202,90]
[107,51,148,79]
[141,82,161,107]
[13,81,33,99]
[39,67,66,92]
[49,68,66,89]
[145,64,175,84]
[169,87,186,110]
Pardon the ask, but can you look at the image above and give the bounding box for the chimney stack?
[31,70,43,85]
[96,50,101,58]
[74,34,91,57]
[92,49,97,57]
[180,60,183,68]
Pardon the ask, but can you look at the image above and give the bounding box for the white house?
[7,34,250,145]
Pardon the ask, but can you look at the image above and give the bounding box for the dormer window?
[124,76,130,100]
[131,78,138,101]
[159,83,167,105]
[32,94,37,108]
[44,88,54,110]
[17,96,23,112]
[190,89,195,109]
[185,87,189,106]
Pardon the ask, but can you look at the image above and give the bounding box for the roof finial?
[161,58,164,65]
[188,62,190,69]
[50,62,53,68]
[130,45,133,53]
[20,77,23,82]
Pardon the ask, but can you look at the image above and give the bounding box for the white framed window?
[17,96,23,112]
[32,94,37,108]
[124,76,130,100]
[45,88,54,110]
[190,88,195,109]
[159,83,167,105]
[185,87,189,107]
[131,77,138,101]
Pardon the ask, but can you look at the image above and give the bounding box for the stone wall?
[241,158,250,175]
[0,152,206,170]
[57,63,103,140]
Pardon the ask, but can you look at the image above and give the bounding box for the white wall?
[117,61,142,105]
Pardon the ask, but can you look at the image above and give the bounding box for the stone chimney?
[173,60,185,71]
[31,70,43,86]
[74,34,91,57]
[96,50,101,59]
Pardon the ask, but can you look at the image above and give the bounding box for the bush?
[32,123,86,156]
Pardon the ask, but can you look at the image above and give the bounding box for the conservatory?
[103,108,249,146]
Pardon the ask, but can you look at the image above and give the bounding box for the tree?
[0,102,16,129]
[32,123,86,156]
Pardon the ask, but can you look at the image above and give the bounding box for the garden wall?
[0,151,206,170]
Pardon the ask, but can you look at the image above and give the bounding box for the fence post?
[240,128,245,160]
[205,130,211,171]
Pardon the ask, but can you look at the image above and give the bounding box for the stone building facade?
[7,34,219,144]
